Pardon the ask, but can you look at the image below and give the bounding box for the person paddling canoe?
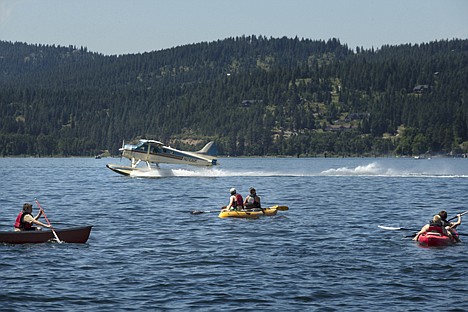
[14,203,51,231]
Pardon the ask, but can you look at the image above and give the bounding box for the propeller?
[119,140,125,162]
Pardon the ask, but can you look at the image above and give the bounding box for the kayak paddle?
[271,205,289,211]
[448,210,468,221]
[379,210,468,232]
[192,205,289,214]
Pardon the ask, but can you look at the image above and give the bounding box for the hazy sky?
[0,0,467,55]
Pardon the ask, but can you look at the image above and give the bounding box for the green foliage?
[0,37,467,157]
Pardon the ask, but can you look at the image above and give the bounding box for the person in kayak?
[413,214,455,241]
[224,188,244,211]
[439,210,462,242]
[244,187,261,209]
[14,203,51,231]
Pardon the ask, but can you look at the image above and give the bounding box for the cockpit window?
[135,142,148,152]
[148,144,161,154]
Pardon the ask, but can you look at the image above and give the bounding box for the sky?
[0,0,467,56]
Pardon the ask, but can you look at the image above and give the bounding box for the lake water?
[1,157,467,311]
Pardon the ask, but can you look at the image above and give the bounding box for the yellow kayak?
[218,205,288,219]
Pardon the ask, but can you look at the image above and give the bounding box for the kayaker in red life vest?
[413,214,455,241]
[14,203,51,232]
[244,187,261,209]
[224,188,244,211]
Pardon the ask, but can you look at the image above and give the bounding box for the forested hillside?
[1,36,467,157]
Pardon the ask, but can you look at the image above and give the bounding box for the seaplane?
[106,139,218,176]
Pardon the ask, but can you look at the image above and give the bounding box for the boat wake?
[126,161,468,178]
[321,162,394,176]
[129,167,298,178]
[320,162,468,178]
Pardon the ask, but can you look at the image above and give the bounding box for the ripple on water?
[1,158,467,310]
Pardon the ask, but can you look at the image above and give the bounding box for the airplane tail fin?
[196,141,218,157]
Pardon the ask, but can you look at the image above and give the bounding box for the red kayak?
[417,227,458,247]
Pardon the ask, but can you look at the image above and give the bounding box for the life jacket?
[245,195,260,208]
[234,194,243,208]
[440,219,450,227]
[14,212,33,230]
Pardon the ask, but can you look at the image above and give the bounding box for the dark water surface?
[1,157,467,311]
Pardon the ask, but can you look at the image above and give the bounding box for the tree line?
[0,36,467,157]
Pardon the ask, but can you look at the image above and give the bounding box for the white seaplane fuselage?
[106,139,217,176]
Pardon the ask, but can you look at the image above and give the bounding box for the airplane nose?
[120,144,133,151]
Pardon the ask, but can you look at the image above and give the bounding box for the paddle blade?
[378,225,403,230]
[191,210,220,215]
[378,225,416,231]
[271,205,289,211]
